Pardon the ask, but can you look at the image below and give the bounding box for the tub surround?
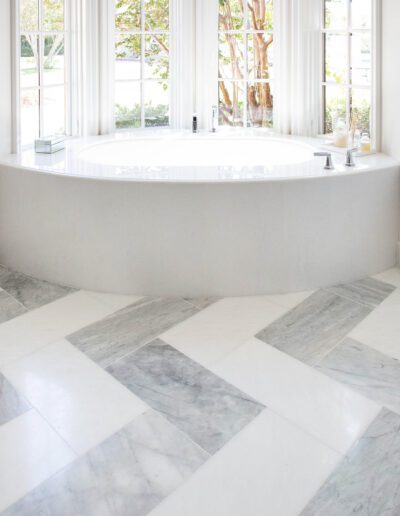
[0,131,395,182]
[0,132,399,297]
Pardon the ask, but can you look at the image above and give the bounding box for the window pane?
[115,0,141,31]
[247,0,273,31]
[144,81,169,127]
[43,86,65,135]
[351,0,371,29]
[144,35,169,79]
[325,33,347,84]
[115,81,141,128]
[324,85,347,134]
[351,88,371,134]
[219,33,244,79]
[248,33,273,80]
[219,0,244,31]
[43,0,64,31]
[351,32,371,86]
[247,82,273,127]
[145,0,169,30]
[43,35,65,85]
[115,34,141,80]
[219,80,244,127]
[325,0,348,29]
[20,35,39,88]
[21,89,39,145]
[20,0,39,31]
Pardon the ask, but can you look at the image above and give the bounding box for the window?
[218,0,274,128]
[19,0,68,146]
[114,0,170,129]
[322,0,373,141]
[14,0,379,147]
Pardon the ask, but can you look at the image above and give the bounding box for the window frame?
[11,0,381,149]
[113,0,172,129]
[217,0,274,129]
[320,0,380,150]
[13,0,71,150]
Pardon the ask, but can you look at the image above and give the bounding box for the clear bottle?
[333,119,348,148]
[360,132,371,153]
[353,129,361,150]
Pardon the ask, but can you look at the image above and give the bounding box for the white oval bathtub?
[79,135,314,169]
[0,131,399,296]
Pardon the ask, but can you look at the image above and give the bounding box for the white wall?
[0,0,12,156]
[381,0,400,160]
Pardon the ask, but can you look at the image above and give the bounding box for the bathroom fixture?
[1,132,398,297]
[314,151,334,170]
[211,106,218,133]
[345,148,357,167]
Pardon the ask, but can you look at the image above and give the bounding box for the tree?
[219,0,273,127]
[20,0,65,70]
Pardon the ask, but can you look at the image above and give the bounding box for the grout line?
[0,289,29,314]
[322,285,393,310]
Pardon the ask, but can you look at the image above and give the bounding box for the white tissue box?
[35,135,66,154]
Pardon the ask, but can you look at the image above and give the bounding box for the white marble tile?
[373,267,400,287]
[211,338,380,454]
[149,410,341,516]
[161,296,288,367]
[84,291,143,312]
[0,410,76,513]
[0,291,131,367]
[1,340,147,455]
[350,287,400,360]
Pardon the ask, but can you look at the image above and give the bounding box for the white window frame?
[321,0,381,150]
[12,0,72,151]
[217,1,274,128]
[113,0,171,129]
[11,0,381,147]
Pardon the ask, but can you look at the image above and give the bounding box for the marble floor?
[0,264,400,515]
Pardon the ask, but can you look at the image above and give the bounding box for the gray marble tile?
[0,266,75,311]
[3,410,209,516]
[107,339,264,455]
[301,408,400,516]
[0,373,30,426]
[256,289,371,365]
[325,277,395,308]
[183,297,220,310]
[317,338,400,414]
[0,290,27,324]
[67,297,199,369]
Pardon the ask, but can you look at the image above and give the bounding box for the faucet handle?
[314,152,334,170]
[345,147,357,167]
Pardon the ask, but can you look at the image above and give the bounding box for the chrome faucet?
[211,105,218,133]
[345,148,357,167]
[314,152,334,170]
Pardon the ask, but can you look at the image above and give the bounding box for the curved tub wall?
[0,163,399,297]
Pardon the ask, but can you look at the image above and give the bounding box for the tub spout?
[211,106,218,133]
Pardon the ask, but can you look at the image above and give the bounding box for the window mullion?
[141,0,145,128]
[39,0,44,137]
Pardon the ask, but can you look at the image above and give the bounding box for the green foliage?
[325,96,370,134]
[115,102,169,128]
